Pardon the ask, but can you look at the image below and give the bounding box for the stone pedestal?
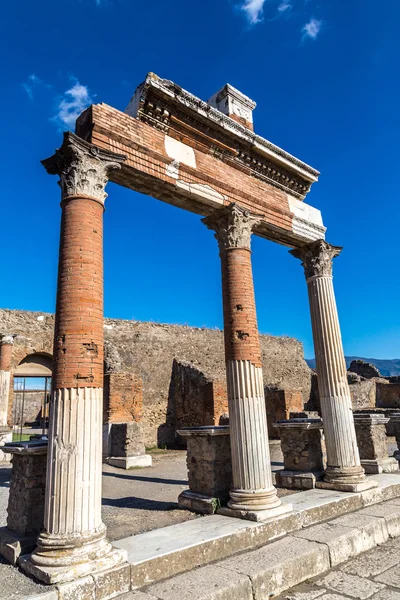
[0,426,12,462]
[0,440,47,564]
[290,240,377,494]
[274,418,325,489]
[389,413,400,462]
[178,426,232,514]
[108,422,152,469]
[203,204,292,522]
[354,413,398,473]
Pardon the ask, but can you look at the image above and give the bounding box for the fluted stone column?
[0,335,14,427]
[203,204,292,521]
[21,133,127,584]
[290,240,377,492]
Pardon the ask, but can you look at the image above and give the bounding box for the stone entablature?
[76,74,325,247]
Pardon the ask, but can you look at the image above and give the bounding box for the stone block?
[57,575,96,600]
[93,563,131,599]
[5,443,47,536]
[354,414,393,471]
[0,526,37,565]
[341,536,400,577]
[145,564,253,600]
[178,426,232,502]
[274,418,324,473]
[275,470,324,490]
[358,502,400,538]
[109,422,147,464]
[315,571,385,599]
[375,566,400,588]
[219,535,330,598]
[178,490,219,514]
[108,455,152,469]
[293,512,387,566]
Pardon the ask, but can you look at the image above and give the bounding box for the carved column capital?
[41,132,126,204]
[0,334,15,346]
[290,239,342,280]
[202,203,261,252]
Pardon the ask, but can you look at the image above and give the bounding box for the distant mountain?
[305,357,400,377]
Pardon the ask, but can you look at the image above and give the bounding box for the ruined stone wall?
[0,308,314,447]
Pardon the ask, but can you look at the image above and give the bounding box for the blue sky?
[1,0,399,360]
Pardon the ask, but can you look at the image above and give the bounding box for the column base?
[361,458,399,474]
[218,502,293,523]
[20,545,127,585]
[316,479,378,493]
[227,486,282,512]
[107,454,152,469]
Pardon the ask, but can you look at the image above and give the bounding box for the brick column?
[22,133,127,584]
[290,240,377,493]
[0,335,14,427]
[203,204,291,521]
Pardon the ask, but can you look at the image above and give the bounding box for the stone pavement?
[281,534,400,600]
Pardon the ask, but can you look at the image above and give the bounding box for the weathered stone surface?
[110,422,146,458]
[179,428,232,501]
[275,419,324,473]
[341,536,400,577]
[93,563,131,599]
[349,360,381,379]
[293,516,386,566]
[266,388,304,438]
[57,575,96,600]
[315,571,385,599]
[329,513,388,546]
[146,564,253,600]
[104,372,143,424]
[219,535,330,597]
[354,415,390,461]
[358,502,400,537]
[375,566,400,588]
[284,584,327,600]
[0,308,314,447]
[7,450,47,535]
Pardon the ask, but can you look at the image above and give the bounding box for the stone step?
[113,473,400,588]
[116,495,400,600]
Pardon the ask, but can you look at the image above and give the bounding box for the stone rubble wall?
[0,308,314,447]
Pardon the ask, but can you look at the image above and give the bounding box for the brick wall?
[0,309,314,446]
[103,372,143,423]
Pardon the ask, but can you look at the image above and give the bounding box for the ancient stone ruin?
[0,73,399,599]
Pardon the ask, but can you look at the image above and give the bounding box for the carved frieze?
[290,239,342,279]
[42,132,126,204]
[202,203,261,252]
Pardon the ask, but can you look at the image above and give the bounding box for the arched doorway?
[13,353,52,439]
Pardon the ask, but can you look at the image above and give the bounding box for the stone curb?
[113,475,400,588]
[121,497,400,600]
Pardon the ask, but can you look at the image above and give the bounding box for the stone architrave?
[353,413,398,473]
[274,418,325,489]
[203,203,292,521]
[21,133,128,584]
[290,240,377,493]
[177,426,232,514]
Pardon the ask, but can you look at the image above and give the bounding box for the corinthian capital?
[290,239,342,280]
[0,334,15,345]
[42,132,126,204]
[202,203,261,252]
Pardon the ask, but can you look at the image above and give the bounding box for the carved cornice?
[126,74,319,200]
[290,239,342,280]
[202,203,261,252]
[42,132,126,204]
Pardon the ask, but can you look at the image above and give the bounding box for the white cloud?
[241,0,267,24]
[21,74,50,100]
[302,17,322,40]
[277,1,292,12]
[54,81,94,128]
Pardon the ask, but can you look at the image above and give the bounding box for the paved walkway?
[280,536,400,600]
